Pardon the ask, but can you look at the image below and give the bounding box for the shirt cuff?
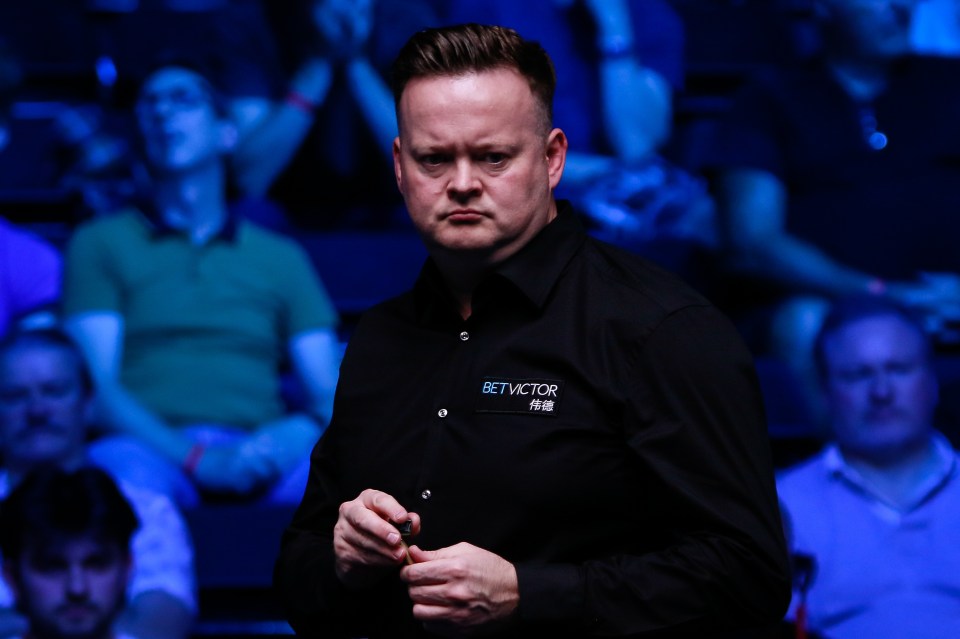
[515,563,586,624]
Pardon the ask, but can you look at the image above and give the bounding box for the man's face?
[6,537,131,639]
[136,67,230,174]
[0,346,88,469]
[393,68,567,266]
[821,0,917,59]
[822,314,938,461]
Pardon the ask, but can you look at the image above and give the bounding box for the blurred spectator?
[443,0,715,268]
[777,296,960,639]
[0,1,285,220]
[0,467,139,639]
[0,219,61,338]
[0,329,195,639]
[705,0,960,417]
[0,45,61,337]
[234,0,440,229]
[62,60,341,506]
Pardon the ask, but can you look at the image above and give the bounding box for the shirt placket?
[412,317,478,520]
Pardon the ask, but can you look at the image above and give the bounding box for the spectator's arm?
[345,57,397,161]
[587,0,673,161]
[64,312,194,465]
[231,58,334,197]
[289,328,341,425]
[115,485,197,639]
[716,168,878,296]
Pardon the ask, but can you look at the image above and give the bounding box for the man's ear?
[545,127,568,190]
[393,137,404,192]
[2,559,21,600]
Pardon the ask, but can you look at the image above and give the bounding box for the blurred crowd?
[1,1,959,638]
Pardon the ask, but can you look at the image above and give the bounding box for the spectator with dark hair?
[0,328,195,639]
[777,295,960,639]
[63,59,341,506]
[0,466,138,639]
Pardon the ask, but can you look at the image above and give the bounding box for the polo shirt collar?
[494,200,586,308]
[824,432,958,512]
[413,200,586,322]
[139,199,240,242]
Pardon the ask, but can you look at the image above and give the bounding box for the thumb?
[407,545,439,563]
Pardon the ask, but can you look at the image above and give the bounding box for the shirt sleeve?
[514,304,791,634]
[62,221,124,316]
[275,240,339,338]
[123,484,197,613]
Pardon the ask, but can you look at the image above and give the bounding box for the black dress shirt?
[275,202,791,637]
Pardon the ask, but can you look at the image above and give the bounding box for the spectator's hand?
[582,0,633,46]
[334,489,420,588]
[888,273,960,343]
[312,0,375,60]
[191,441,281,495]
[248,414,323,475]
[401,543,519,637]
[290,57,334,106]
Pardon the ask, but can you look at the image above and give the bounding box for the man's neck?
[842,435,942,511]
[6,453,87,489]
[429,251,498,321]
[153,163,228,245]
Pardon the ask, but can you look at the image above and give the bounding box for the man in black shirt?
[275,23,791,638]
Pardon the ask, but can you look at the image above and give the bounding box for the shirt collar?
[824,432,958,510]
[138,199,240,242]
[412,200,586,323]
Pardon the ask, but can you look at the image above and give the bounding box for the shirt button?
[421,489,432,500]
[438,408,448,418]
[459,331,469,341]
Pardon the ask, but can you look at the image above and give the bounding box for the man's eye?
[420,154,447,166]
[483,153,507,165]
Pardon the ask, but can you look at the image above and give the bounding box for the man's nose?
[66,565,90,598]
[869,372,894,400]
[25,394,53,422]
[447,159,481,200]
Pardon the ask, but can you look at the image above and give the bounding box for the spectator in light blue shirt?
[777,295,960,639]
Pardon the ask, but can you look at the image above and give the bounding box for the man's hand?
[334,489,420,588]
[191,441,280,495]
[400,543,519,637]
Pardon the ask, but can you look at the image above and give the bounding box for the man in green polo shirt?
[63,60,340,506]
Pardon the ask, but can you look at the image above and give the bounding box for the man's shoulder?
[71,209,146,244]
[579,236,713,317]
[776,450,832,501]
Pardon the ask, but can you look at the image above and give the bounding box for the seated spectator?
[234,0,439,229]
[63,59,341,507]
[705,0,960,420]
[0,466,139,639]
[0,328,195,639]
[777,296,960,639]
